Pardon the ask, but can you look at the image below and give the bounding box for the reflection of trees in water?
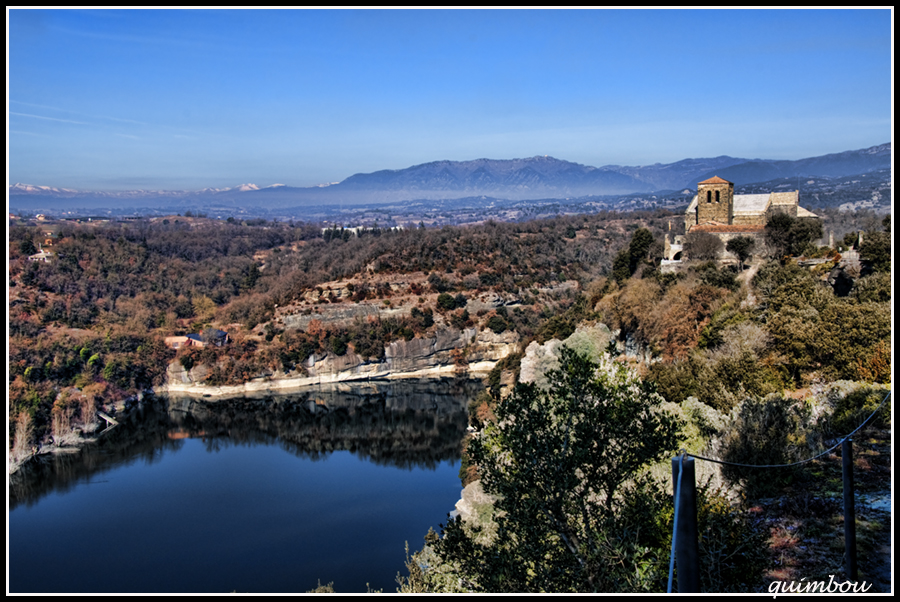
[168,379,476,470]
[10,380,478,508]
[9,400,182,509]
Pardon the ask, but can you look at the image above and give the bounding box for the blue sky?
[7,8,893,191]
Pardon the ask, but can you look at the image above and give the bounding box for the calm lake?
[8,379,481,593]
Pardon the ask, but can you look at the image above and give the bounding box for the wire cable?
[664,391,889,593]
[687,390,890,469]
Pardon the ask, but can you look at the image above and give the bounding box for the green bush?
[692,261,738,291]
[648,357,703,404]
[485,315,507,334]
[434,348,681,592]
[535,314,575,343]
[328,335,348,356]
[858,230,890,273]
[450,309,471,330]
[851,272,891,303]
[710,350,784,403]
[617,476,769,592]
[179,352,195,372]
[437,292,457,311]
[694,483,769,592]
[718,395,809,498]
[825,386,891,436]
[697,305,747,350]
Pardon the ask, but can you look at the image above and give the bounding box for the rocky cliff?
[159,327,519,398]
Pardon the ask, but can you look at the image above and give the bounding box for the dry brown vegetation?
[8,211,673,451]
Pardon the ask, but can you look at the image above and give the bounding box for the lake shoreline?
[156,360,496,400]
[9,365,489,476]
[7,394,143,476]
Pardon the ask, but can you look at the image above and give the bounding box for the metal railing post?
[672,455,700,592]
[842,438,857,580]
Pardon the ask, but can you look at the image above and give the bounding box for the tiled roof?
[698,175,732,185]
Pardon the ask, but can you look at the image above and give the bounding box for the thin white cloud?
[10,99,208,138]
[11,100,152,126]
[53,26,203,49]
[103,115,152,126]
[50,19,237,54]
[10,111,89,125]
[10,100,70,112]
[9,129,51,137]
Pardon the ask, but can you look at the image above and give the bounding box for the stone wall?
[696,180,734,225]
[732,213,768,227]
[768,191,800,218]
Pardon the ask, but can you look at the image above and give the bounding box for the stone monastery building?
[665,176,819,263]
[684,175,818,234]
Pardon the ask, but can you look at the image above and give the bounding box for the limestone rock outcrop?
[160,326,519,398]
[519,323,614,388]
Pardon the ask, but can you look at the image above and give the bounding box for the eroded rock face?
[453,480,495,523]
[166,361,210,384]
[518,324,614,388]
[469,329,520,361]
[623,332,653,364]
[281,303,385,330]
[450,479,499,544]
[519,339,563,388]
[164,326,520,391]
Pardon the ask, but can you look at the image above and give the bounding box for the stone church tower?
[695,175,734,225]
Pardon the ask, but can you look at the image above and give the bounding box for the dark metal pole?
[842,438,857,580]
[672,456,700,592]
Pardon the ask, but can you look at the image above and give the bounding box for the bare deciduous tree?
[683,230,724,261]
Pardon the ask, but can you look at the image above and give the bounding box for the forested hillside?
[8,208,891,482]
[397,213,891,594]
[8,210,672,453]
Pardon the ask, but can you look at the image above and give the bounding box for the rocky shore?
[8,396,136,475]
[158,326,519,399]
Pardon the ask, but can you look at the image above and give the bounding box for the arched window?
[706,191,712,203]
[715,190,720,203]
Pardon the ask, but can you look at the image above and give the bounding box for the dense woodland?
[8,210,670,448]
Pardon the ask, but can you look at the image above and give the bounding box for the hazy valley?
[10,143,891,224]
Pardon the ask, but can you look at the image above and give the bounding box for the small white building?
[28,244,53,263]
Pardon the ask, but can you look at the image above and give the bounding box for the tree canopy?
[764,213,822,259]
[725,235,755,270]
[613,227,657,282]
[433,347,682,592]
[859,230,890,274]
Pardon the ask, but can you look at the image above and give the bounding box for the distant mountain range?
[9,143,890,216]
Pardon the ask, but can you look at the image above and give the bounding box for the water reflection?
[10,378,479,510]
[9,400,181,510]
